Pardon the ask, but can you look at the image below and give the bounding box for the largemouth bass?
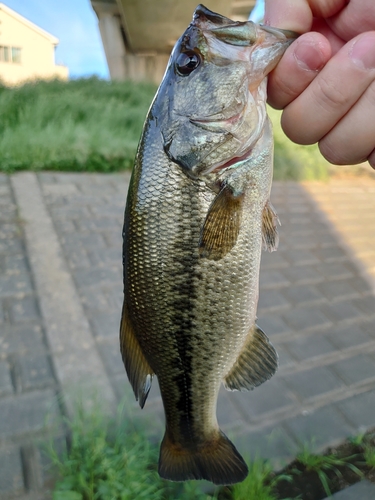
[120,4,296,485]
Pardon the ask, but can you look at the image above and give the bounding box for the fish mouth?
[189,109,244,131]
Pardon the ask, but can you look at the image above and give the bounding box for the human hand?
[265,0,375,168]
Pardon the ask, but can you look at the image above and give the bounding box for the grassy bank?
[0,78,156,173]
[0,78,329,180]
[47,405,375,500]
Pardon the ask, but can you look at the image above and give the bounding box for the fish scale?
[120,4,297,485]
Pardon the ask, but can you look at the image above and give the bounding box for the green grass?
[47,404,212,500]
[0,78,329,180]
[231,458,291,500]
[0,78,156,173]
[293,442,362,497]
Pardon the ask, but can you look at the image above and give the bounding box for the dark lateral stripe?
[170,183,202,443]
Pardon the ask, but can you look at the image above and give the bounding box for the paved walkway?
[1,171,375,498]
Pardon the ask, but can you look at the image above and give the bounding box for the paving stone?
[322,301,364,323]
[282,306,331,331]
[0,300,4,323]
[281,266,323,285]
[18,354,55,390]
[64,246,91,269]
[217,387,245,428]
[8,295,40,323]
[314,262,355,280]
[273,343,296,367]
[97,340,125,376]
[0,446,24,495]
[281,284,323,306]
[283,366,344,400]
[316,280,361,301]
[74,268,120,288]
[80,287,109,311]
[259,269,290,289]
[3,254,30,274]
[285,405,355,450]
[325,324,373,350]
[351,295,375,315]
[0,237,24,254]
[0,389,59,438]
[337,389,375,429]
[87,247,122,267]
[90,310,121,339]
[284,249,320,266]
[361,321,375,338]
[21,443,44,491]
[257,314,291,336]
[331,354,375,386]
[0,359,13,395]
[348,276,372,294]
[325,480,375,500]
[0,324,46,356]
[0,270,33,297]
[229,377,298,420]
[284,333,337,362]
[260,251,289,269]
[312,246,348,262]
[61,233,107,251]
[105,285,124,311]
[235,425,298,465]
[258,289,291,312]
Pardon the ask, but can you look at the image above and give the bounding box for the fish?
[120,4,296,486]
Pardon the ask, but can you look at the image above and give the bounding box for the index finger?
[264,0,347,32]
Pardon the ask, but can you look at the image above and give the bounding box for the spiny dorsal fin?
[119,303,154,408]
[223,324,278,391]
[262,201,279,252]
[199,186,244,261]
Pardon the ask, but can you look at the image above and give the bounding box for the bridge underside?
[91,0,255,83]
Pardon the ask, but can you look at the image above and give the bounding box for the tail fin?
[158,430,248,485]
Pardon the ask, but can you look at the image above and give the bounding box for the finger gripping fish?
[120,4,296,486]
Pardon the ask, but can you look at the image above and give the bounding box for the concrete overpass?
[90,0,256,83]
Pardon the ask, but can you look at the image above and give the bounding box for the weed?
[47,404,212,500]
[231,458,292,500]
[0,78,156,174]
[294,443,362,497]
[364,445,375,469]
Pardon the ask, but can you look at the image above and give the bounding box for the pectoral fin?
[262,201,279,252]
[199,186,244,261]
[223,325,278,391]
[119,303,154,408]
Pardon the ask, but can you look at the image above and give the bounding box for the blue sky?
[4,0,109,78]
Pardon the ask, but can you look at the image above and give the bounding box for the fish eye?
[175,51,201,76]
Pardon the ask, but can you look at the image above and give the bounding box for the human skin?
[264,0,375,168]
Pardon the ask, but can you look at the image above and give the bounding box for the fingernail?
[294,39,326,72]
[350,34,375,70]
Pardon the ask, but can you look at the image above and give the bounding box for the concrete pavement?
[1,171,375,498]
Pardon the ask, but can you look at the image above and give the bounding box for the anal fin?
[119,303,154,408]
[199,185,244,261]
[223,324,278,391]
[262,201,279,252]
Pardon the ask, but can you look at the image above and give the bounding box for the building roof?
[0,3,59,45]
